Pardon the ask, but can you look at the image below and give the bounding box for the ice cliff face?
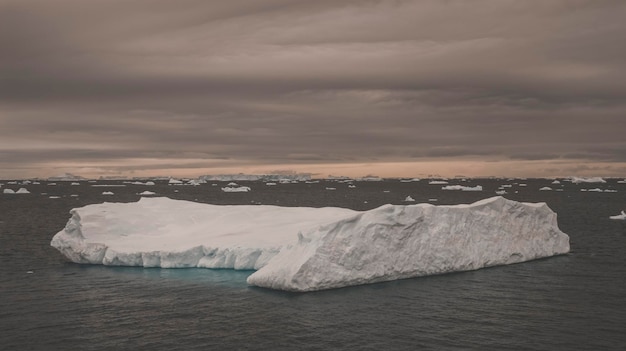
[51,197,569,292]
[247,197,569,291]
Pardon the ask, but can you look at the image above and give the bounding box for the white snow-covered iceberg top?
[51,196,570,292]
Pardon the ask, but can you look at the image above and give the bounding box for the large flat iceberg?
[51,197,355,270]
[51,197,569,291]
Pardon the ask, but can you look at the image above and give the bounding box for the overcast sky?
[1,0,625,179]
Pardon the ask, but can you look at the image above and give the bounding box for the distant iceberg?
[3,188,30,194]
[442,185,483,191]
[568,177,606,184]
[51,197,569,292]
[222,186,251,192]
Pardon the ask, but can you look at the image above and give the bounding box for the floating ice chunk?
[227,182,238,186]
[569,177,606,184]
[552,180,561,184]
[102,191,115,195]
[138,191,156,196]
[168,179,183,185]
[16,188,30,194]
[325,187,336,191]
[539,187,552,191]
[71,182,80,186]
[266,182,277,186]
[348,185,356,188]
[49,196,61,199]
[495,190,507,195]
[587,188,603,192]
[609,211,626,220]
[404,196,415,202]
[247,197,570,292]
[618,179,626,184]
[222,186,251,192]
[429,180,449,185]
[3,189,15,194]
[442,185,483,191]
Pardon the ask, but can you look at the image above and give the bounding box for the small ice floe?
[71,182,80,186]
[618,179,626,184]
[429,180,448,185]
[168,178,183,185]
[539,187,552,191]
[383,190,391,193]
[428,198,438,202]
[49,196,61,199]
[609,211,626,220]
[227,182,238,186]
[586,188,616,193]
[27,271,34,274]
[404,196,415,202]
[325,187,336,191]
[348,185,356,188]
[519,184,527,187]
[222,186,251,192]
[70,194,79,197]
[48,183,57,186]
[102,191,114,195]
[138,191,157,196]
[6,188,31,194]
[495,190,507,195]
[552,180,561,184]
[266,182,277,186]
[442,185,482,191]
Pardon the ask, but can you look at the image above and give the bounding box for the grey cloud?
[1,0,625,177]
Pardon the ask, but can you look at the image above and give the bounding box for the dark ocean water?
[1,179,625,350]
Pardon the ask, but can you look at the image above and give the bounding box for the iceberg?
[568,176,606,184]
[50,197,355,269]
[609,211,626,220]
[442,185,483,191]
[221,186,251,192]
[248,197,569,291]
[51,197,569,292]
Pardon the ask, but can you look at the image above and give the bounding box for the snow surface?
[248,196,569,291]
[609,211,626,220]
[51,196,570,292]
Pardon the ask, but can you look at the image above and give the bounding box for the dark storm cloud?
[1,0,625,177]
